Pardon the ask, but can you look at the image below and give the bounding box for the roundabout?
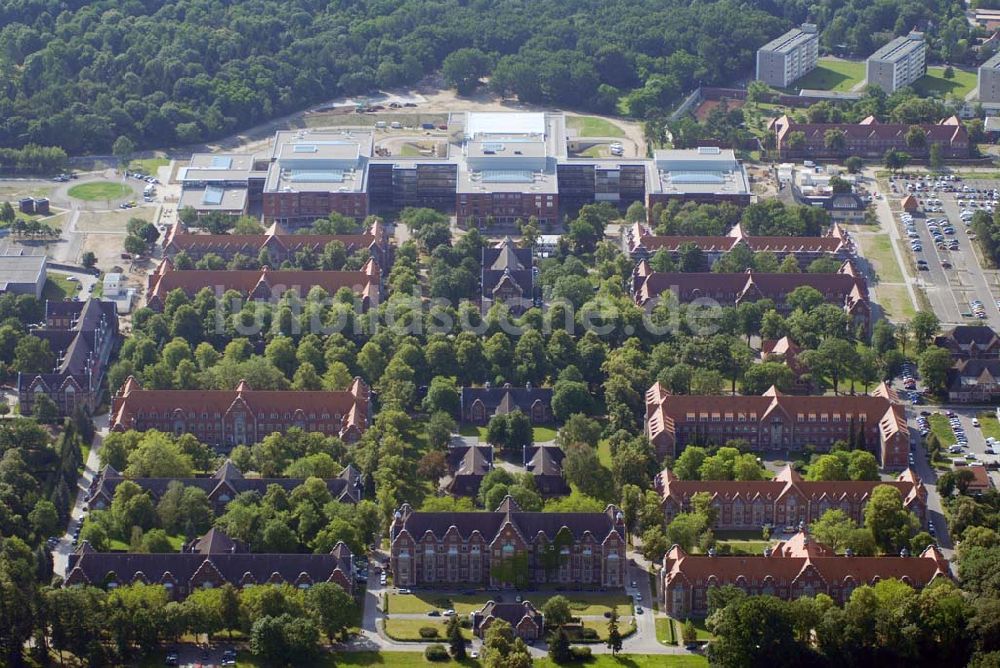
[67,180,133,201]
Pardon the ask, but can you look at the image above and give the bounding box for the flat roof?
[869,32,925,63]
[650,148,750,196]
[179,187,249,212]
[188,153,257,172]
[456,157,558,194]
[466,112,546,138]
[467,137,547,159]
[0,254,45,287]
[760,24,818,54]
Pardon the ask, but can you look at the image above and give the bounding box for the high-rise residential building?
[756,23,819,88]
[866,31,926,93]
[980,52,1000,103]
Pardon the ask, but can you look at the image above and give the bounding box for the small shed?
[901,194,919,213]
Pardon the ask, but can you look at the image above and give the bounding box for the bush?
[581,627,599,640]
[571,646,592,660]
[425,644,449,661]
[419,626,441,639]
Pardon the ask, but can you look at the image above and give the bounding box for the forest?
[0,0,972,154]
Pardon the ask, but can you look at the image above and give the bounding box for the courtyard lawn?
[566,115,626,138]
[387,591,632,616]
[913,67,978,99]
[383,618,472,641]
[458,424,487,439]
[581,617,637,641]
[67,181,132,201]
[532,425,558,442]
[793,58,866,92]
[977,413,1000,442]
[536,657,708,668]
[42,275,81,301]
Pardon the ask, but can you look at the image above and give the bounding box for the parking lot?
[890,173,1000,327]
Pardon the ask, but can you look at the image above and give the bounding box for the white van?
[390,121,402,129]
[374,121,387,129]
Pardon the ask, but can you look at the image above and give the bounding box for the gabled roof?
[146,259,380,309]
[473,600,543,633]
[390,501,626,544]
[655,465,926,510]
[110,377,369,442]
[662,534,949,591]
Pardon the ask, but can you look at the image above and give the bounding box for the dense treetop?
[0,0,967,153]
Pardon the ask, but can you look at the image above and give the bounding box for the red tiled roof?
[110,376,369,440]
[146,258,380,308]
[662,535,950,589]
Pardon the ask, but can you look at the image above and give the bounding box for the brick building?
[658,530,949,618]
[87,460,364,512]
[631,259,871,335]
[472,600,544,641]
[145,257,381,311]
[934,325,1000,359]
[65,529,355,598]
[388,497,627,589]
[162,219,391,269]
[460,384,553,425]
[644,383,909,468]
[770,115,970,160]
[18,300,120,417]
[655,465,927,530]
[109,376,370,445]
[621,222,852,267]
[446,445,494,497]
[482,236,534,312]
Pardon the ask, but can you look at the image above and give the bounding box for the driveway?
[53,412,109,576]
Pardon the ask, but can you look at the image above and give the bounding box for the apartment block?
[866,31,926,93]
[656,465,927,530]
[981,52,1000,104]
[756,23,819,88]
[644,382,909,468]
[110,376,370,445]
[659,532,949,618]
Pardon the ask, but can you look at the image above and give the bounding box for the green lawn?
[581,617,637,641]
[794,58,866,92]
[457,424,557,443]
[672,617,714,641]
[928,414,957,446]
[108,533,186,552]
[533,425,558,441]
[387,591,631,616]
[655,616,676,644]
[42,275,81,301]
[566,115,626,138]
[855,234,904,284]
[978,413,1000,442]
[597,439,612,467]
[129,157,169,175]
[536,657,708,668]
[139,649,708,668]
[383,618,472,641]
[913,67,978,99]
[68,181,132,201]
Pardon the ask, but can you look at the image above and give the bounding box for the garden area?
[793,58,865,92]
[42,275,82,301]
[977,412,1000,442]
[386,591,632,617]
[913,66,978,99]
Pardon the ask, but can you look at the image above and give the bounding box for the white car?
[973,418,981,427]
